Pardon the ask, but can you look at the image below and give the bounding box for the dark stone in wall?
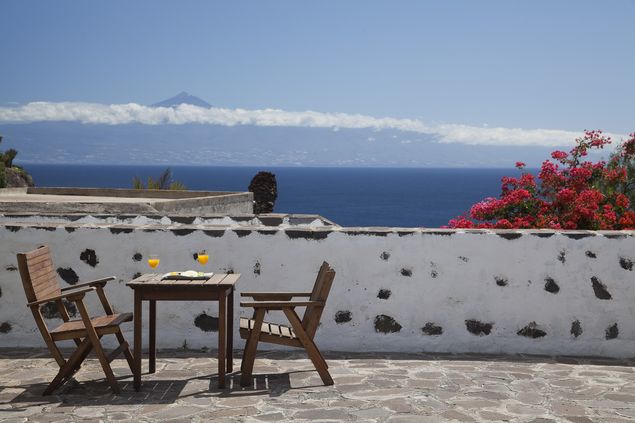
[80,249,99,267]
[0,287,2,298]
[133,253,143,262]
[421,322,443,336]
[564,232,594,240]
[109,227,133,234]
[204,230,226,238]
[497,233,522,240]
[430,269,438,278]
[133,272,142,279]
[233,229,252,238]
[571,320,582,338]
[253,261,261,275]
[619,257,633,271]
[458,256,469,262]
[606,323,618,340]
[380,252,391,261]
[35,226,57,231]
[377,289,391,300]
[517,322,547,338]
[465,320,493,336]
[65,227,76,233]
[224,268,235,274]
[557,250,566,263]
[374,315,402,333]
[6,226,21,232]
[194,313,218,332]
[544,277,560,294]
[56,267,79,285]
[259,217,283,226]
[335,311,352,324]
[531,232,555,238]
[494,276,508,287]
[345,230,389,237]
[170,216,195,224]
[257,229,278,236]
[591,277,612,300]
[400,268,412,277]
[172,229,195,236]
[0,322,11,333]
[604,233,627,239]
[5,265,17,271]
[41,300,78,319]
[585,251,597,259]
[285,230,330,240]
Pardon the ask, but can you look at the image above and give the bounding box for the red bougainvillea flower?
[446,130,634,230]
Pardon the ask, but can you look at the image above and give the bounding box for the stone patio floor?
[1,349,635,422]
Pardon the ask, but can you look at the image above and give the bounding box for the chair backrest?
[17,245,61,304]
[301,261,336,339]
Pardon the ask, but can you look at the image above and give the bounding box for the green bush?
[0,162,6,188]
[132,168,185,190]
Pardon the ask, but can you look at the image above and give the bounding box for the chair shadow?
[1,369,322,408]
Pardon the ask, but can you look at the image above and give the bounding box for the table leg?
[149,300,156,374]
[227,288,234,373]
[133,290,142,391]
[218,289,226,388]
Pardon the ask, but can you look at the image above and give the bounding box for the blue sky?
[1,0,634,135]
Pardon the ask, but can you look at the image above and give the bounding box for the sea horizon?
[19,164,522,228]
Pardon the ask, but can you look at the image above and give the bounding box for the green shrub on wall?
[0,162,6,188]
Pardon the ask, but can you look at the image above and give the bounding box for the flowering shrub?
[447,130,635,230]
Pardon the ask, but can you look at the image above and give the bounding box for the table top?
[127,273,240,288]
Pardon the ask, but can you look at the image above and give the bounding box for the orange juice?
[148,257,160,268]
[197,254,209,265]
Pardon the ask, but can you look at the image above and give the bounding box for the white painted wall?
[1,221,633,357]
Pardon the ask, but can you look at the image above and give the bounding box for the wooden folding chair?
[239,261,336,386]
[17,246,134,395]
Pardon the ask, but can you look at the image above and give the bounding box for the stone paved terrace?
[1,349,634,422]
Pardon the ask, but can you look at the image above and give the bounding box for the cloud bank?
[0,101,618,147]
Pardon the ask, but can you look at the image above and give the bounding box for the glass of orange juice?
[197,250,209,266]
[148,254,160,269]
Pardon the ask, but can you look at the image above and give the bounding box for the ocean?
[20,165,514,228]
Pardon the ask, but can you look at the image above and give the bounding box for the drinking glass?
[148,254,160,269]
[197,250,209,266]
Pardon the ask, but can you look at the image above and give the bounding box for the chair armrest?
[240,300,324,309]
[240,292,312,300]
[27,287,95,307]
[60,276,116,291]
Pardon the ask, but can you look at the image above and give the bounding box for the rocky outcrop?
[248,171,277,214]
[4,167,34,187]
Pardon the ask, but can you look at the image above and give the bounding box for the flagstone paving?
[1,348,634,422]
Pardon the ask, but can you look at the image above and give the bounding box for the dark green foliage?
[132,167,186,190]
[0,135,33,187]
[0,162,5,188]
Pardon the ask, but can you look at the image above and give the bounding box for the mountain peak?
[151,92,212,108]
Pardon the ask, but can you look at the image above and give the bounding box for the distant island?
[150,91,212,108]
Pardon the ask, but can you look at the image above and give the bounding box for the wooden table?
[126,273,240,389]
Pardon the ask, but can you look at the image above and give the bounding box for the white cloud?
[0,101,624,146]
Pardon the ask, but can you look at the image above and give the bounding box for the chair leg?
[283,308,333,386]
[43,338,92,395]
[240,308,265,387]
[115,329,135,374]
[75,300,121,394]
